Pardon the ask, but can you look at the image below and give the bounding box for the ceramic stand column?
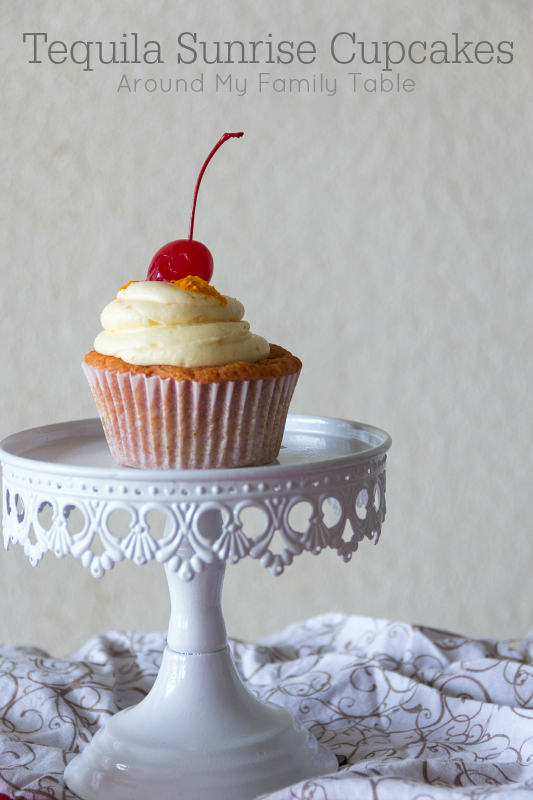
[65,542,337,800]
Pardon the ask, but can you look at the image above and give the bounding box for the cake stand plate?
[1,415,391,800]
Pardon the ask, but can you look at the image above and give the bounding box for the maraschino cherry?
[147,132,244,283]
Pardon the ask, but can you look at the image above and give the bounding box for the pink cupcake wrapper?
[82,363,299,469]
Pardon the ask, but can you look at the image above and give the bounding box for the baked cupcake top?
[94,277,270,369]
[85,343,301,384]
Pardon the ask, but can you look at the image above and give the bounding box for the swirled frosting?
[94,280,270,368]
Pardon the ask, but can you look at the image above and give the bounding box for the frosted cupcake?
[83,132,300,468]
[83,277,301,469]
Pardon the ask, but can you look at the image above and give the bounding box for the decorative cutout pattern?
[2,455,387,580]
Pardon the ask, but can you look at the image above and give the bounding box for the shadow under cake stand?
[1,414,391,800]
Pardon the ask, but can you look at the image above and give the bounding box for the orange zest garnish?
[171,275,227,306]
[118,280,139,295]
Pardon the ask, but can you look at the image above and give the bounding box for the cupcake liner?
[82,363,300,469]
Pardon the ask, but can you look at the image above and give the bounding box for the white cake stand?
[1,414,391,800]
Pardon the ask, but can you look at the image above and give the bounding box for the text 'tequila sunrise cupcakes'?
[83,133,301,469]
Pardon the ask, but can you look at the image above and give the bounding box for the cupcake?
[83,131,300,469]
[83,277,301,469]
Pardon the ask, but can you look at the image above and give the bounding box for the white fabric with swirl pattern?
[1,614,533,799]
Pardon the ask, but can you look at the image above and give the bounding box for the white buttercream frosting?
[94,280,270,368]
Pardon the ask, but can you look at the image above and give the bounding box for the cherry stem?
[188,132,244,241]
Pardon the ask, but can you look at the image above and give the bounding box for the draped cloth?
[1,614,533,799]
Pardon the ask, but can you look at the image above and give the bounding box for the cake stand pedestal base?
[65,646,335,800]
[65,542,337,800]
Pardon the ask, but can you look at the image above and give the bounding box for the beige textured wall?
[1,1,532,656]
